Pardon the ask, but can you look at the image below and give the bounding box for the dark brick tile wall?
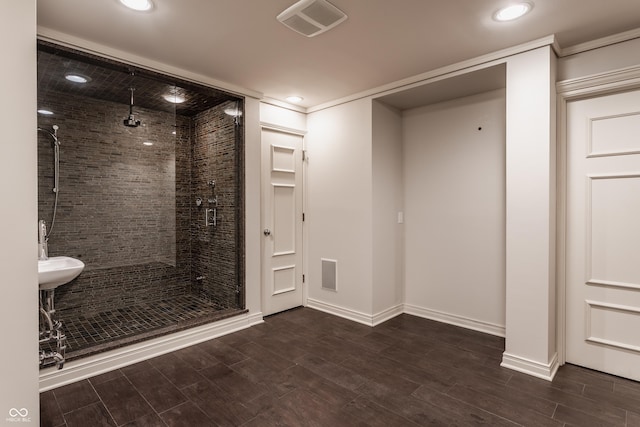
[38,89,243,317]
[189,101,242,308]
[54,262,182,315]
[38,91,178,269]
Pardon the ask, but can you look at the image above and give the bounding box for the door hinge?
[302,212,305,221]
[303,274,305,283]
[302,150,308,162]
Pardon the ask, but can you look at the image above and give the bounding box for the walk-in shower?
[37,41,245,366]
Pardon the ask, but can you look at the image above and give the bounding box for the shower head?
[123,87,141,127]
[123,114,141,127]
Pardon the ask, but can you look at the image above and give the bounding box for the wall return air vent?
[277,0,348,37]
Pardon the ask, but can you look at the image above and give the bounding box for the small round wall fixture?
[119,0,154,12]
[493,2,533,21]
[224,107,242,117]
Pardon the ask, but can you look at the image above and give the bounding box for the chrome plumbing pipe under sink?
[38,220,48,260]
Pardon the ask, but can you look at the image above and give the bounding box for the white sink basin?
[38,256,85,290]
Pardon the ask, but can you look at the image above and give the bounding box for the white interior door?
[566,88,640,381]
[261,127,304,316]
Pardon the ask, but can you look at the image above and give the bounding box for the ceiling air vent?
[277,0,347,37]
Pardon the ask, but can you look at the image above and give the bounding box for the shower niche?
[37,41,245,364]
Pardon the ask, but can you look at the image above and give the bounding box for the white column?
[502,46,558,380]
[244,97,263,317]
[0,0,40,422]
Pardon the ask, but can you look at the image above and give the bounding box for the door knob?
[263,229,271,236]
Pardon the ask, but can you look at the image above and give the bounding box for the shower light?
[163,94,185,104]
[493,2,533,21]
[224,107,242,117]
[119,0,153,11]
[65,73,91,84]
[38,109,54,115]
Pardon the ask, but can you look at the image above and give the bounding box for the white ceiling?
[37,0,640,109]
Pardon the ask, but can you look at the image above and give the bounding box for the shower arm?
[129,87,135,115]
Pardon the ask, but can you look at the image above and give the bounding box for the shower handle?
[205,208,217,227]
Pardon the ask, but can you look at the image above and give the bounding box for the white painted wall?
[371,101,404,317]
[244,97,263,316]
[306,99,374,319]
[0,1,40,424]
[502,46,557,379]
[260,102,307,131]
[558,37,640,81]
[403,90,506,333]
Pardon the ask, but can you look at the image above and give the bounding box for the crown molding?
[559,27,640,57]
[261,96,308,114]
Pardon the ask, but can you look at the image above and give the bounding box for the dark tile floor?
[40,307,640,426]
[42,295,244,365]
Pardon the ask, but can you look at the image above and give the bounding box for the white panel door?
[261,128,304,315]
[566,89,640,381]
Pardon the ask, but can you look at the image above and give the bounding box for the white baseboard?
[501,352,559,381]
[306,298,376,326]
[306,298,404,327]
[372,304,405,326]
[403,304,505,337]
[39,311,264,392]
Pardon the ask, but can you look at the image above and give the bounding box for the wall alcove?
[372,63,508,336]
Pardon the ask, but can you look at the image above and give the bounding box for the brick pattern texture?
[38,88,243,317]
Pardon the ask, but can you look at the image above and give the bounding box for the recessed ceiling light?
[224,107,243,117]
[494,2,533,21]
[65,73,91,84]
[37,109,54,115]
[119,0,153,11]
[143,141,154,146]
[163,94,185,104]
[286,96,303,103]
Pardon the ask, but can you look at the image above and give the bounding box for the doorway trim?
[556,64,640,366]
[259,122,308,315]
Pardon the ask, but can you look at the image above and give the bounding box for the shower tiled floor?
[47,295,245,365]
